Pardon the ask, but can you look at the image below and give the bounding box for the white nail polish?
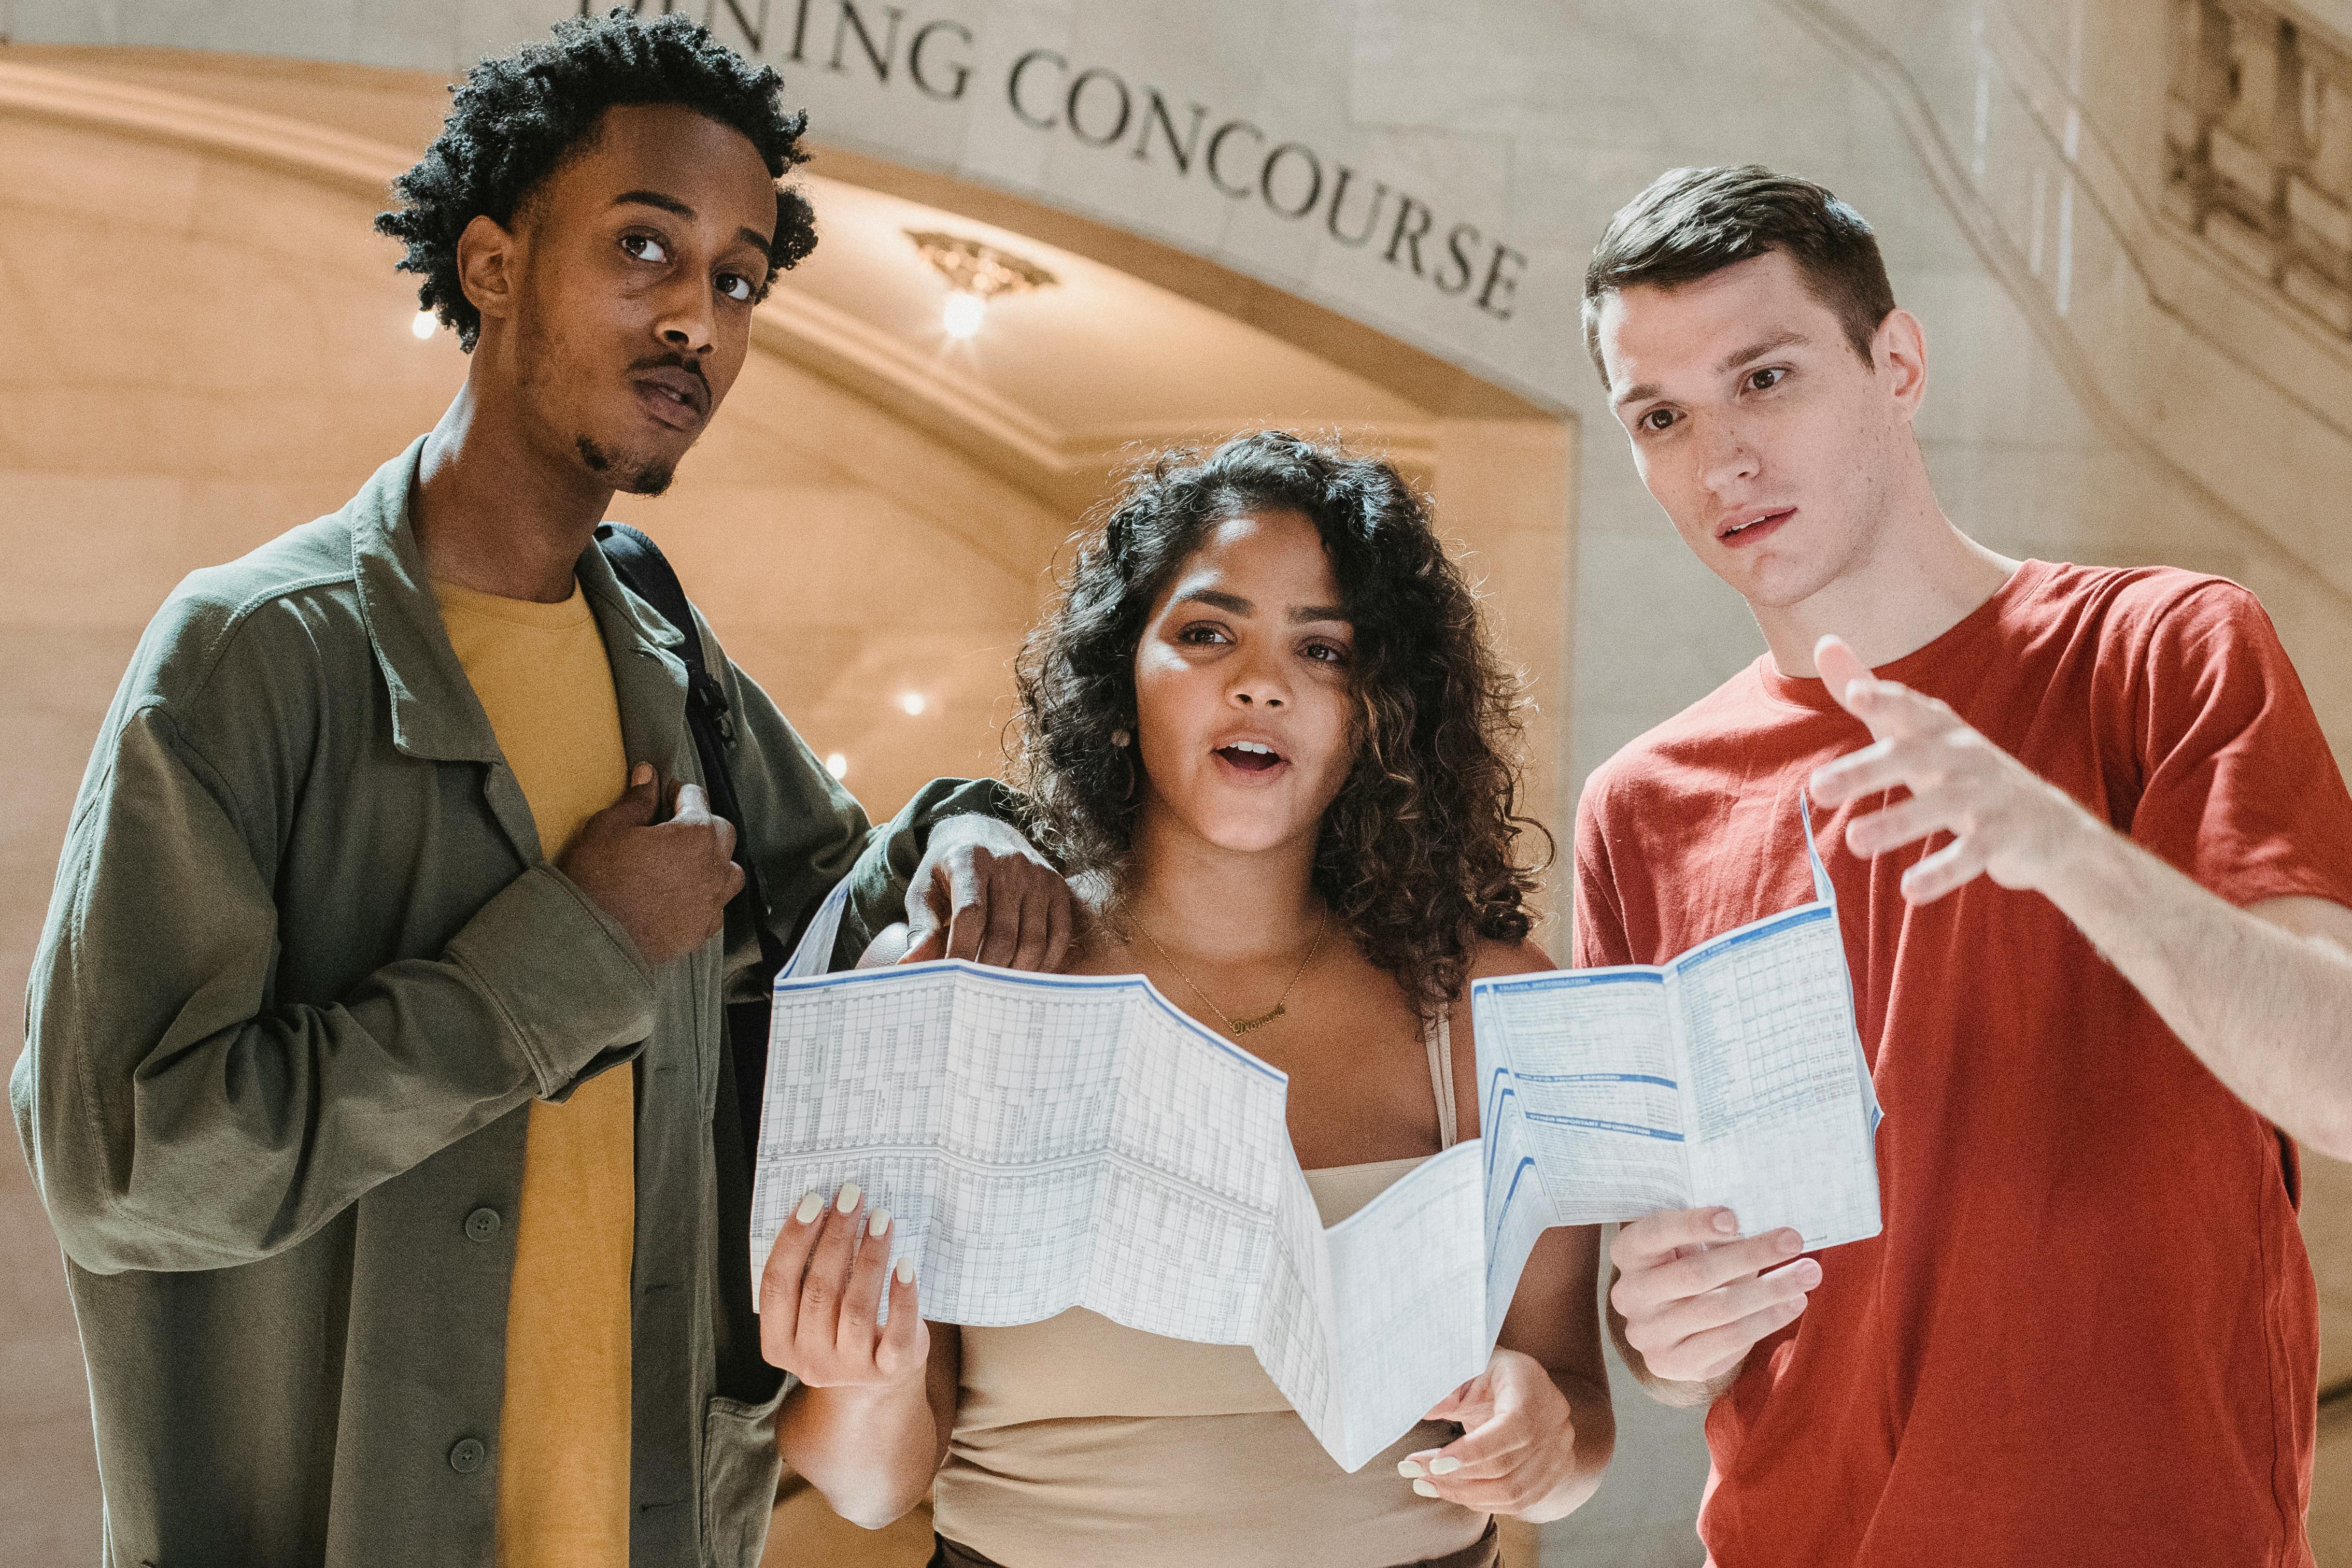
[869,1207,891,1238]
[837,1182,861,1214]
[1411,1478,1439,1498]
[1396,1459,1425,1478]
[794,1192,823,1225]
[1429,1456,1462,1476]
[894,1257,916,1285]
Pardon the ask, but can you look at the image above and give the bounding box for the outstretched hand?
[1808,634,2101,903]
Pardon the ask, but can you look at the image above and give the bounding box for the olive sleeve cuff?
[444,863,659,1099]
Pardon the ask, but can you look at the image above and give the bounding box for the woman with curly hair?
[763,432,1615,1565]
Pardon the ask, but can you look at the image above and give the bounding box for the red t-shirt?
[1575,561,2352,1567]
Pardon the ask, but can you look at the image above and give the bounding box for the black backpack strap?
[594,522,789,978]
[596,522,787,1400]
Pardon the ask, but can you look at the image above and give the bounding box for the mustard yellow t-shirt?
[434,577,634,1568]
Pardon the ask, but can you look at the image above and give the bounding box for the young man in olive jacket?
[12,16,1070,1566]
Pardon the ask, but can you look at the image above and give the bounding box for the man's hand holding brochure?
[753,811,1882,1472]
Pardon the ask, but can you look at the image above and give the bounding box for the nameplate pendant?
[1230,1003,1285,1036]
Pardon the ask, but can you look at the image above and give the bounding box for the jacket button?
[464,1207,501,1243]
[448,1437,487,1474]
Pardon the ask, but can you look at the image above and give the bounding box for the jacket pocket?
[701,1393,783,1568]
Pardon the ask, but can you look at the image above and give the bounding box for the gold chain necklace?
[1132,914,1328,1036]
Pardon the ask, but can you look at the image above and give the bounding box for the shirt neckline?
[1752,559,2052,714]
[430,575,594,631]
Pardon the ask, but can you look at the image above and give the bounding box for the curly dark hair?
[1014,431,1551,1015]
[376,9,817,351]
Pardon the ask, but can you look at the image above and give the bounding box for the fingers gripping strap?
[785,878,853,979]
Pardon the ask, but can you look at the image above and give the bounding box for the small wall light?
[905,230,1057,341]
[940,291,986,340]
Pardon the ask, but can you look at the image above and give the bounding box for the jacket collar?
[348,435,687,764]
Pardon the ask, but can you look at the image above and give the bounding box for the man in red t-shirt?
[1578,165,2352,1566]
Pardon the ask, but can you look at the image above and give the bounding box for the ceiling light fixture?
[905,230,1057,341]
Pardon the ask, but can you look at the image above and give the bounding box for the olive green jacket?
[12,437,1002,1567]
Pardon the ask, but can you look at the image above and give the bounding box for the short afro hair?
[377,8,817,351]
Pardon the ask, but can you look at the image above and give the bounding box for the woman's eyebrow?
[1174,588,1252,615]
[1171,589,1348,624]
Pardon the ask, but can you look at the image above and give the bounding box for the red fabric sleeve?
[1571,777,1636,970]
[2127,581,2352,911]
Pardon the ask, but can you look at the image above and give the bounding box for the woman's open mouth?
[1212,739,1288,777]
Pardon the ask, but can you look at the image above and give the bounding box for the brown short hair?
[1582,164,1896,383]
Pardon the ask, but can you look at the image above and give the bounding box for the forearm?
[2040,816,2352,1158]
[776,1378,943,1529]
[21,861,653,1274]
[1517,1368,1616,1523]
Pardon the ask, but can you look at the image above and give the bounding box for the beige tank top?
[932,1015,1487,1568]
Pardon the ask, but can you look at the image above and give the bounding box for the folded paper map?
[752,809,1879,1471]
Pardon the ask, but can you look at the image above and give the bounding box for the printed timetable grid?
[1255,1166,1342,1437]
[1678,906,1879,1247]
[1325,1143,1486,1463]
[752,965,1291,1332]
[1475,896,1882,1251]
[753,904,1881,1469]
[1475,970,1692,1222]
[751,960,1514,1471]
[1681,908,1855,1139]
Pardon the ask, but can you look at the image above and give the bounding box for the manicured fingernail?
[837,1183,862,1214]
[1412,1478,1439,1498]
[1795,1259,1822,1287]
[1429,1456,1463,1475]
[869,1207,891,1238]
[894,1257,916,1285]
[794,1191,823,1225]
[1713,1210,1738,1235]
[1396,1459,1425,1478]
[1778,1230,1803,1255]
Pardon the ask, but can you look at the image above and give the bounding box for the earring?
[1111,728,1137,800]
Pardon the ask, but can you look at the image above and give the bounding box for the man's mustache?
[630,352,710,404]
